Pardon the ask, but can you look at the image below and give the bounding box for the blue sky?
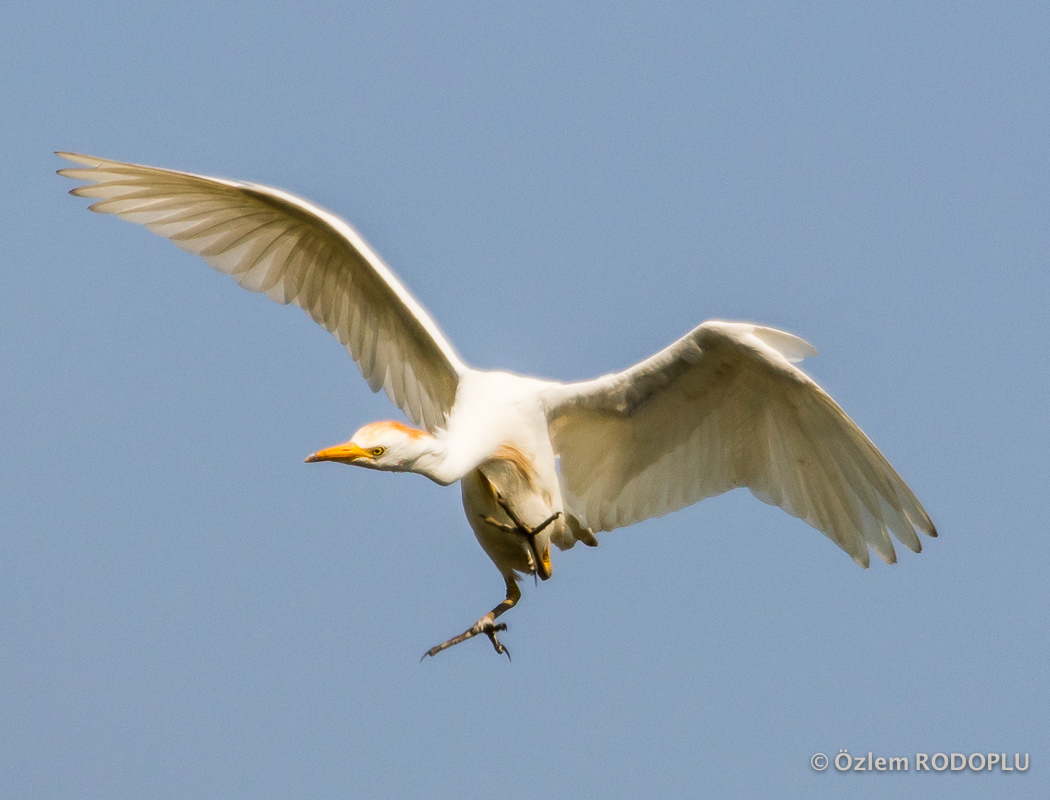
[3,2,1048,798]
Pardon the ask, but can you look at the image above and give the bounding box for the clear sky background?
[3,2,1048,798]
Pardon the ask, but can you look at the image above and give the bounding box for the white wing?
[544,321,935,567]
[58,152,466,431]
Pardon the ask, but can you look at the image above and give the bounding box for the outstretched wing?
[58,152,466,431]
[543,321,935,567]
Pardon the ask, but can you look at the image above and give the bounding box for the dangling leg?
[421,577,522,661]
[479,493,560,581]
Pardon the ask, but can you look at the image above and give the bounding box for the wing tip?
[909,510,938,539]
[876,546,898,566]
[55,151,103,168]
[872,517,935,563]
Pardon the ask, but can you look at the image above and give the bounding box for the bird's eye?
[371,447,385,457]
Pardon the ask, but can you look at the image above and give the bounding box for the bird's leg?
[422,577,521,661]
[479,494,561,580]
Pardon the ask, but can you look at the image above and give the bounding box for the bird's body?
[59,152,936,658]
[452,371,571,575]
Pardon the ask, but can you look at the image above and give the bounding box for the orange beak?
[304,441,371,464]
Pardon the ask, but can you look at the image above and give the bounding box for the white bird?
[58,152,936,659]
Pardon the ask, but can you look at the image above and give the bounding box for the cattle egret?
[58,152,936,659]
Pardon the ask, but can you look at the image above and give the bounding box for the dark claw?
[484,623,511,661]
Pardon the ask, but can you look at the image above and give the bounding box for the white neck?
[404,433,460,486]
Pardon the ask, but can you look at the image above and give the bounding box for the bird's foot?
[479,496,561,580]
[421,614,511,661]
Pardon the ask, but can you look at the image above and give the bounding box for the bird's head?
[304,420,435,473]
